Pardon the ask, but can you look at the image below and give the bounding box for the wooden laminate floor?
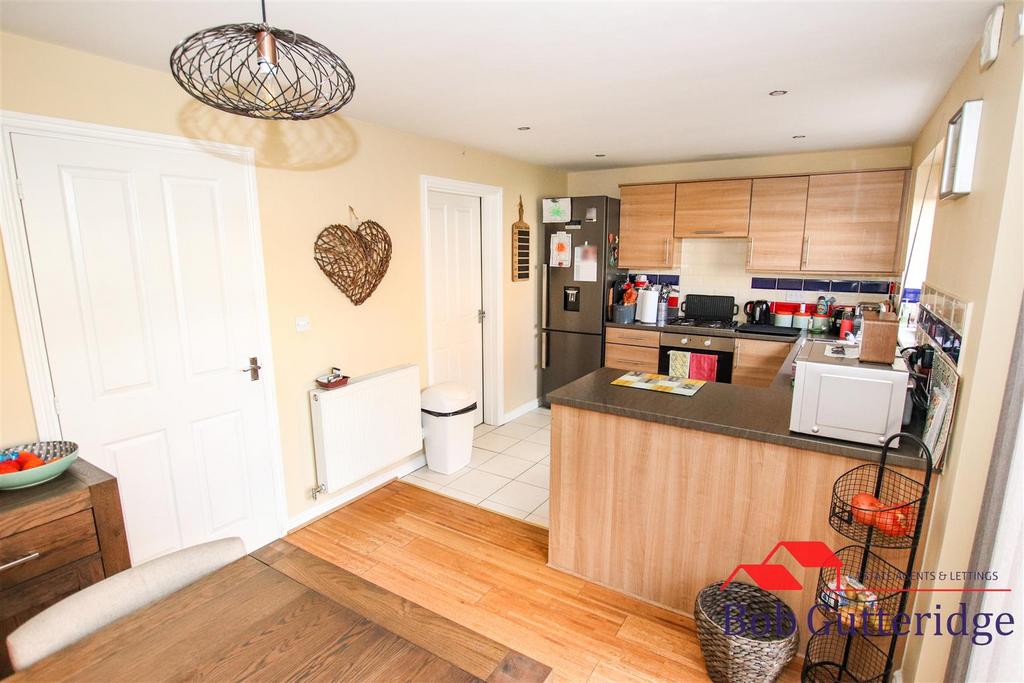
[289,481,802,683]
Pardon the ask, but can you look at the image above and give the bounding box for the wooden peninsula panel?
[548,404,926,644]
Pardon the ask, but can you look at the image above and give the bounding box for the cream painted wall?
[0,32,566,518]
[567,146,911,311]
[898,6,1024,680]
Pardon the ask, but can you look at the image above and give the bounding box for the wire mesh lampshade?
[169,1,355,120]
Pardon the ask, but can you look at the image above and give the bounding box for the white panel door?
[426,191,484,424]
[12,132,280,563]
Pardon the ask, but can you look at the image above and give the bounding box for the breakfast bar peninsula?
[545,354,933,641]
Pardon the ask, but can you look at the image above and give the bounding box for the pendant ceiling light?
[169,0,355,120]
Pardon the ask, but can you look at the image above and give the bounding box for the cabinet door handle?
[663,238,671,265]
[802,236,811,268]
[1,552,39,573]
[694,229,723,235]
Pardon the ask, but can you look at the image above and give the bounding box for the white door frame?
[420,176,503,425]
[0,110,288,539]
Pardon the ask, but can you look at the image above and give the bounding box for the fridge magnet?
[542,197,571,223]
[607,233,619,267]
[550,232,571,268]
[314,207,393,305]
[511,196,531,282]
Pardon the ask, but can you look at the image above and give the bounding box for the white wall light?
[940,100,983,200]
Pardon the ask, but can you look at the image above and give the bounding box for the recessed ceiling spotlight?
[769,90,788,96]
[517,126,532,131]
[594,153,606,158]
[792,135,806,139]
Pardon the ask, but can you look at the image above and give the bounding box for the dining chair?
[6,536,246,671]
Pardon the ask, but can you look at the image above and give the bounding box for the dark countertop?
[548,333,933,471]
[605,319,815,343]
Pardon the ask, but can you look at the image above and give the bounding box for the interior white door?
[12,132,281,563]
[426,190,484,424]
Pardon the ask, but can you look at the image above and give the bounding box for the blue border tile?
[751,277,777,289]
[803,279,830,292]
[830,280,860,293]
[860,281,891,294]
[778,278,803,291]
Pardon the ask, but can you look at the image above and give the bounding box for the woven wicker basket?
[695,581,799,683]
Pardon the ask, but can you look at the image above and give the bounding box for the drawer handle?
[1,551,40,572]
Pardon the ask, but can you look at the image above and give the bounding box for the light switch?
[295,316,311,332]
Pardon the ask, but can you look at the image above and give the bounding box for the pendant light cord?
[260,0,267,24]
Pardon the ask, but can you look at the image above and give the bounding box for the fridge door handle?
[541,331,549,369]
[541,265,549,328]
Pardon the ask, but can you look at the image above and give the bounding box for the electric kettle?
[743,300,772,325]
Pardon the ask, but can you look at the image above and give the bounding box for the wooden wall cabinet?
[747,176,809,271]
[674,179,752,238]
[732,338,791,387]
[618,184,679,268]
[802,170,907,273]
[604,327,659,373]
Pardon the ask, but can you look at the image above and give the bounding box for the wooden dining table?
[9,541,551,682]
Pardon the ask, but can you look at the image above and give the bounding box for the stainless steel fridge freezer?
[540,196,623,403]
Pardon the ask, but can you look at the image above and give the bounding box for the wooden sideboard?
[0,459,130,676]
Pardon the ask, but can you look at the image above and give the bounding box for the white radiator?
[310,364,422,495]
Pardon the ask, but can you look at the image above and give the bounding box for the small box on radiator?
[310,364,423,495]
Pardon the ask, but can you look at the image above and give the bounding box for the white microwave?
[790,341,909,447]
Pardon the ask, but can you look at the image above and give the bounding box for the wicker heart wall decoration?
[313,218,392,305]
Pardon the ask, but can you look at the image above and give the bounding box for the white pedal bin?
[420,383,477,474]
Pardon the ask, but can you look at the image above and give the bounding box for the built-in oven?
[658,332,735,383]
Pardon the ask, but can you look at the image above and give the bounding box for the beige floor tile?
[473,423,498,438]
[479,499,530,520]
[514,412,552,428]
[400,475,442,491]
[485,480,548,513]
[504,440,549,462]
[517,463,550,489]
[407,465,466,486]
[439,487,485,505]
[477,453,534,479]
[492,422,539,439]
[525,514,549,528]
[473,432,518,453]
[446,469,510,498]
[524,428,551,446]
[469,447,498,468]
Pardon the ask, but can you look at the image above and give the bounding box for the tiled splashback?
[631,239,893,315]
[916,282,969,367]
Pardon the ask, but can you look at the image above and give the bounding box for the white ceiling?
[0,0,992,170]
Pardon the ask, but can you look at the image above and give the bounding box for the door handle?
[541,332,549,369]
[541,266,549,327]
[478,309,486,323]
[0,552,39,573]
[803,236,811,268]
[241,356,261,381]
[694,230,723,235]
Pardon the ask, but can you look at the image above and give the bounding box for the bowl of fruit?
[0,441,79,490]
